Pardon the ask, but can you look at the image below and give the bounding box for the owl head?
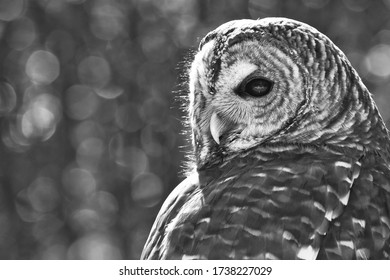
[188,18,388,167]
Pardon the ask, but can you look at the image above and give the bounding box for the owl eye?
[237,76,273,98]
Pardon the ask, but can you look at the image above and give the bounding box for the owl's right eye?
[236,75,273,98]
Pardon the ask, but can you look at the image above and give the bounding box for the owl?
[141,18,390,259]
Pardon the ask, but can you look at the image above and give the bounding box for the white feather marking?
[268,200,280,207]
[252,173,267,177]
[356,145,364,151]
[316,219,329,235]
[229,206,242,213]
[218,235,236,246]
[276,166,294,173]
[332,206,343,219]
[265,253,278,260]
[381,216,390,229]
[382,182,390,192]
[197,217,210,224]
[339,191,351,205]
[356,249,369,260]
[300,216,313,226]
[352,168,360,179]
[293,187,310,195]
[230,137,259,151]
[335,161,352,168]
[326,184,337,195]
[325,210,333,221]
[297,245,319,260]
[352,217,366,228]
[272,186,288,192]
[339,240,355,249]
[228,250,236,259]
[313,201,325,212]
[244,227,262,236]
[182,255,202,260]
[282,231,298,243]
[251,207,272,218]
[221,176,235,183]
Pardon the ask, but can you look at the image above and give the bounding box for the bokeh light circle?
[0,0,24,21]
[77,56,111,88]
[90,3,125,41]
[27,177,60,213]
[62,167,97,198]
[6,17,36,50]
[131,172,163,207]
[364,44,390,79]
[26,50,60,84]
[21,106,56,140]
[0,81,17,115]
[65,85,99,120]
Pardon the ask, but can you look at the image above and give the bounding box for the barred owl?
[141,18,390,259]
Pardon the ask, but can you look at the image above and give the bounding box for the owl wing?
[140,173,201,259]
[184,146,366,260]
[141,146,390,259]
[318,150,390,259]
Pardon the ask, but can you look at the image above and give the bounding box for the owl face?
[189,18,377,166]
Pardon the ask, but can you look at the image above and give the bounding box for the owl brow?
[204,29,268,95]
[199,23,309,96]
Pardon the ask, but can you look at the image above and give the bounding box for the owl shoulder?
[141,172,201,259]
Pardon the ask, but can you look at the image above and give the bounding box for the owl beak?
[210,112,225,144]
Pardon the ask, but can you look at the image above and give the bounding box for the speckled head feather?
[188,17,389,168]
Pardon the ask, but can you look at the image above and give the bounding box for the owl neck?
[312,80,390,155]
[192,91,390,170]
[271,58,390,156]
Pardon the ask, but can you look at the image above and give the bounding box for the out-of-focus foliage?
[0,0,389,259]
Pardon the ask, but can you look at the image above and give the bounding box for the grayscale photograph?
[0,0,389,263]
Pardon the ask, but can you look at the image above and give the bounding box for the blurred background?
[0,0,390,259]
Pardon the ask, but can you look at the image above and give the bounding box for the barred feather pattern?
[141,18,390,259]
[142,144,390,259]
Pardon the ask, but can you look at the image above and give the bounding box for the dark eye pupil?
[244,78,273,97]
